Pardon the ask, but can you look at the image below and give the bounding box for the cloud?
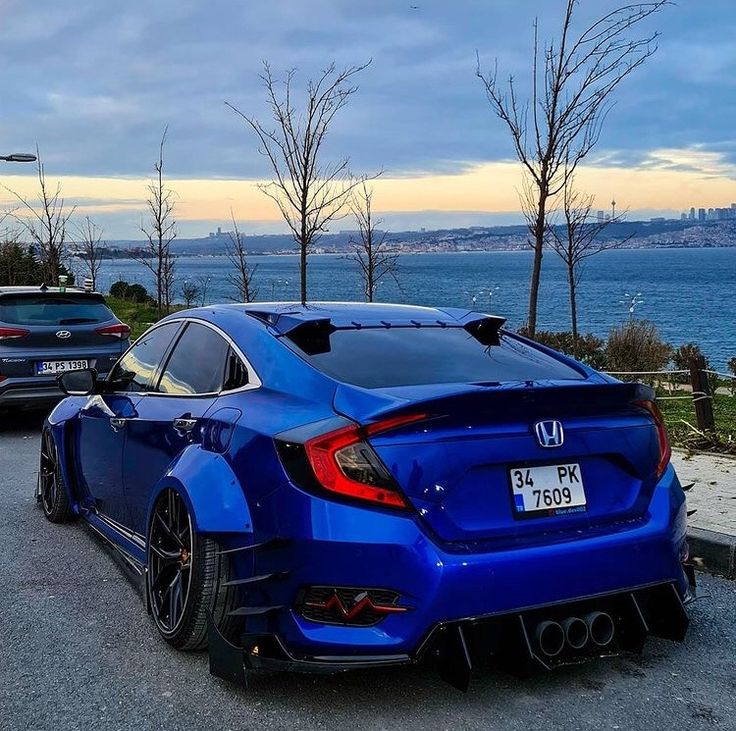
[45,93,141,121]
[588,147,736,180]
[3,0,731,179]
[0,0,735,236]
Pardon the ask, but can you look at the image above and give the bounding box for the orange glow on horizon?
[0,148,734,227]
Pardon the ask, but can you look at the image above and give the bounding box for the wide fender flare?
[145,445,253,537]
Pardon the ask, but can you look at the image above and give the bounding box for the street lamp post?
[0,153,37,163]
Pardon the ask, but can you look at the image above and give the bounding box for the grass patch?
[107,297,188,340]
[107,296,160,340]
[658,391,736,455]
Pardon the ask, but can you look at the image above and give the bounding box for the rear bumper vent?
[299,586,409,626]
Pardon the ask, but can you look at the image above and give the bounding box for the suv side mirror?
[58,368,98,396]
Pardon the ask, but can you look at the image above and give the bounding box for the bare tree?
[476,1,668,335]
[196,274,211,307]
[75,216,105,291]
[349,181,398,302]
[135,127,177,316]
[180,280,201,307]
[5,149,75,284]
[226,61,371,304]
[548,176,631,356]
[225,211,258,302]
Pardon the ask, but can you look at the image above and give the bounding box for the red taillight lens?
[96,323,131,339]
[304,413,427,509]
[636,400,671,478]
[0,326,29,340]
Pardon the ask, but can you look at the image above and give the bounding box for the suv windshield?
[0,295,114,326]
[287,327,584,389]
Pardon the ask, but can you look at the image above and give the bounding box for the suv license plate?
[36,359,89,375]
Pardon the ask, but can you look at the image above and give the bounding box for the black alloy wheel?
[146,488,239,650]
[39,430,73,522]
[148,488,195,638]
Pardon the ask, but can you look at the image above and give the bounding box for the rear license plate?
[509,464,586,517]
[36,359,89,375]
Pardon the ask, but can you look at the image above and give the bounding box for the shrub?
[671,342,723,391]
[126,283,150,304]
[672,342,706,371]
[605,319,672,374]
[109,280,150,304]
[109,280,129,299]
[0,241,77,287]
[728,357,736,377]
[0,242,41,286]
[671,342,705,384]
[518,328,607,370]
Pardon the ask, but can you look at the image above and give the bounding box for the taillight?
[636,400,671,478]
[96,323,131,339]
[0,326,29,340]
[301,413,428,510]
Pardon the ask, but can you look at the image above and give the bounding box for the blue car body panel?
[44,302,691,678]
[146,445,254,536]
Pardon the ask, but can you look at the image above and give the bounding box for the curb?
[672,447,736,461]
[687,526,736,579]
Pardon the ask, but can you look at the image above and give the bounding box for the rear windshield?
[0,295,114,326]
[287,327,584,389]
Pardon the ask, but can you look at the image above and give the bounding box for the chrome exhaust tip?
[585,611,615,647]
[562,616,590,650]
[535,620,565,658]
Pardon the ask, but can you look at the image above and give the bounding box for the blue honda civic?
[38,302,693,690]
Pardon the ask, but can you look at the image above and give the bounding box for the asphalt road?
[2,414,735,731]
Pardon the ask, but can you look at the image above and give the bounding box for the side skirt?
[82,511,147,599]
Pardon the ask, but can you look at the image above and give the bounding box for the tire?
[39,429,74,523]
[147,488,240,650]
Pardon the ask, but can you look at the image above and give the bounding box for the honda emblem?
[534,420,564,448]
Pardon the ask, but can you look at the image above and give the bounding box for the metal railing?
[606,362,735,440]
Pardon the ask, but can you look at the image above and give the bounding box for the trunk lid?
[334,380,663,546]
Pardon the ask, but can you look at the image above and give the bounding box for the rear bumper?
[0,373,110,410]
[0,380,64,410]
[208,580,690,690]
[211,466,691,683]
[0,344,121,410]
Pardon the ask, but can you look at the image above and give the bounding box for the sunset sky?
[1,0,735,238]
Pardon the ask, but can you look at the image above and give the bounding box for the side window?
[223,348,249,391]
[156,323,230,395]
[108,322,180,392]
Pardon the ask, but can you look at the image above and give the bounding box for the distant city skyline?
[679,202,736,223]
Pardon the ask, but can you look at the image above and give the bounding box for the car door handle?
[110,418,127,431]
[173,417,198,434]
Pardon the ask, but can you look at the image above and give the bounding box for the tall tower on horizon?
[611,197,616,219]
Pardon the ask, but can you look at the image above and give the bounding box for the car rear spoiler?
[332,379,656,427]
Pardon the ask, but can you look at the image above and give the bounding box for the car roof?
[209,301,499,331]
[0,286,101,296]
